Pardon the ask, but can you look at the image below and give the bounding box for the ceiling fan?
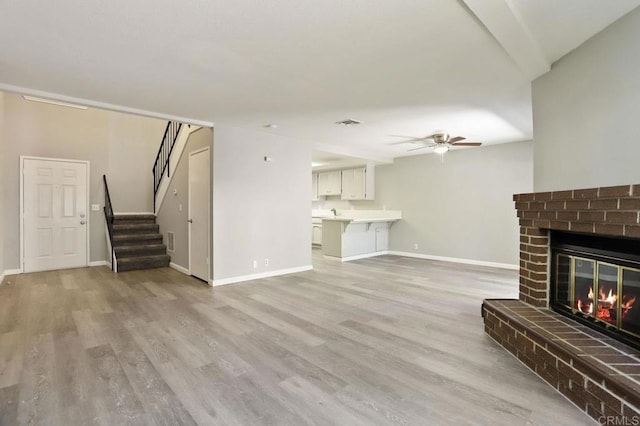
[389,132,482,154]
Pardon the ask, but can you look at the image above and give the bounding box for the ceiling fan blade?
[407,145,429,152]
[389,134,422,139]
[388,134,429,145]
[450,142,482,146]
[388,139,422,145]
[448,136,466,143]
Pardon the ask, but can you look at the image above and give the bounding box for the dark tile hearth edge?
[483,299,640,423]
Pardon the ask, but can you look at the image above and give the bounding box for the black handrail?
[103,175,115,269]
[152,121,183,212]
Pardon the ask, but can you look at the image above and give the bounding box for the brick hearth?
[482,183,640,424]
[483,300,640,421]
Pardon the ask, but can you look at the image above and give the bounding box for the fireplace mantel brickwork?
[514,184,640,307]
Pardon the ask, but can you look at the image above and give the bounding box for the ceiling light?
[263,124,278,128]
[312,162,328,167]
[335,119,361,126]
[433,145,449,154]
[22,95,88,110]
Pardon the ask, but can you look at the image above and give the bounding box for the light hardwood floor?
[0,250,592,425]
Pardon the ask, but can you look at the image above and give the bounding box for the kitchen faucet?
[331,208,337,216]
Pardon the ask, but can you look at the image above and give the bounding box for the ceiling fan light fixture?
[433,145,449,154]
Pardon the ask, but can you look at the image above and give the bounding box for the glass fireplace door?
[574,258,595,316]
[621,268,640,338]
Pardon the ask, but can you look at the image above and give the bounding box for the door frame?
[20,156,91,273]
[187,147,211,283]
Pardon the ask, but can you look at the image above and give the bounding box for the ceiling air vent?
[335,119,361,126]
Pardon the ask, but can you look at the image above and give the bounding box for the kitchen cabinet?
[311,173,319,201]
[375,226,389,251]
[312,220,322,245]
[341,167,365,200]
[317,170,342,196]
[321,217,399,260]
[341,165,375,200]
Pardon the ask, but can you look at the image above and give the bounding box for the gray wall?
[156,127,213,272]
[1,92,165,269]
[107,113,167,212]
[213,125,311,281]
[371,141,533,266]
[533,7,640,191]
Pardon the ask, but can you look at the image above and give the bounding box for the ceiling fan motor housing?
[431,132,449,143]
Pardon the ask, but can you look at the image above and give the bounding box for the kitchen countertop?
[322,217,400,223]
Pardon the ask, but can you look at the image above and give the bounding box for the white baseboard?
[324,251,389,262]
[169,262,190,275]
[388,251,518,270]
[1,269,21,284]
[89,261,109,267]
[212,265,313,287]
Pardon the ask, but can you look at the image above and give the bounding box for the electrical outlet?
[252,260,258,269]
[413,243,419,250]
[264,258,269,267]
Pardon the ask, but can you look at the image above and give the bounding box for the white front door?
[188,148,210,282]
[22,157,89,272]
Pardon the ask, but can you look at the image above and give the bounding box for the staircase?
[112,214,170,272]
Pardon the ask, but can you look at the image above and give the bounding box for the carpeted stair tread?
[109,214,171,272]
[114,243,167,257]
[113,233,162,241]
[113,223,160,234]
[117,254,170,272]
[113,214,157,224]
[112,233,163,247]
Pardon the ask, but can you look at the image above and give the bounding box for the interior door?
[22,158,88,272]
[188,148,210,282]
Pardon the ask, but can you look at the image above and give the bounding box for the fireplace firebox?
[550,231,640,349]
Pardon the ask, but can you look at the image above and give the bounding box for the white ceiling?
[1,0,638,163]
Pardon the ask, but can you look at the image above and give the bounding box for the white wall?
[1,92,165,269]
[156,127,212,271]
[533,7,640,191]
[370,141,533,266]
[213,125,311,281]
[0,92,4,279]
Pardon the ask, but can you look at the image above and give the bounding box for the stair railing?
[103,175,115,270]
[152,121,183,212]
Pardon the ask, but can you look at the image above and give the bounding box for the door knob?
[187,219,193,223]
[80,213,86,218]
[80,220,86,225]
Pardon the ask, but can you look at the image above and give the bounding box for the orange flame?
[623,296,636,310]
[599,288,617,307]
[577,298,593,315]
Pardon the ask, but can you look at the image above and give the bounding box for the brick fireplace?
[514,184,640,307]
[483,184,640,424]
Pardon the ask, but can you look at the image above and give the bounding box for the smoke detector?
[335,119,361,126]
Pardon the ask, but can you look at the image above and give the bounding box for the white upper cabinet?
[317,170,342,196]
[312,173,319,201]
[341,165,375,200]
